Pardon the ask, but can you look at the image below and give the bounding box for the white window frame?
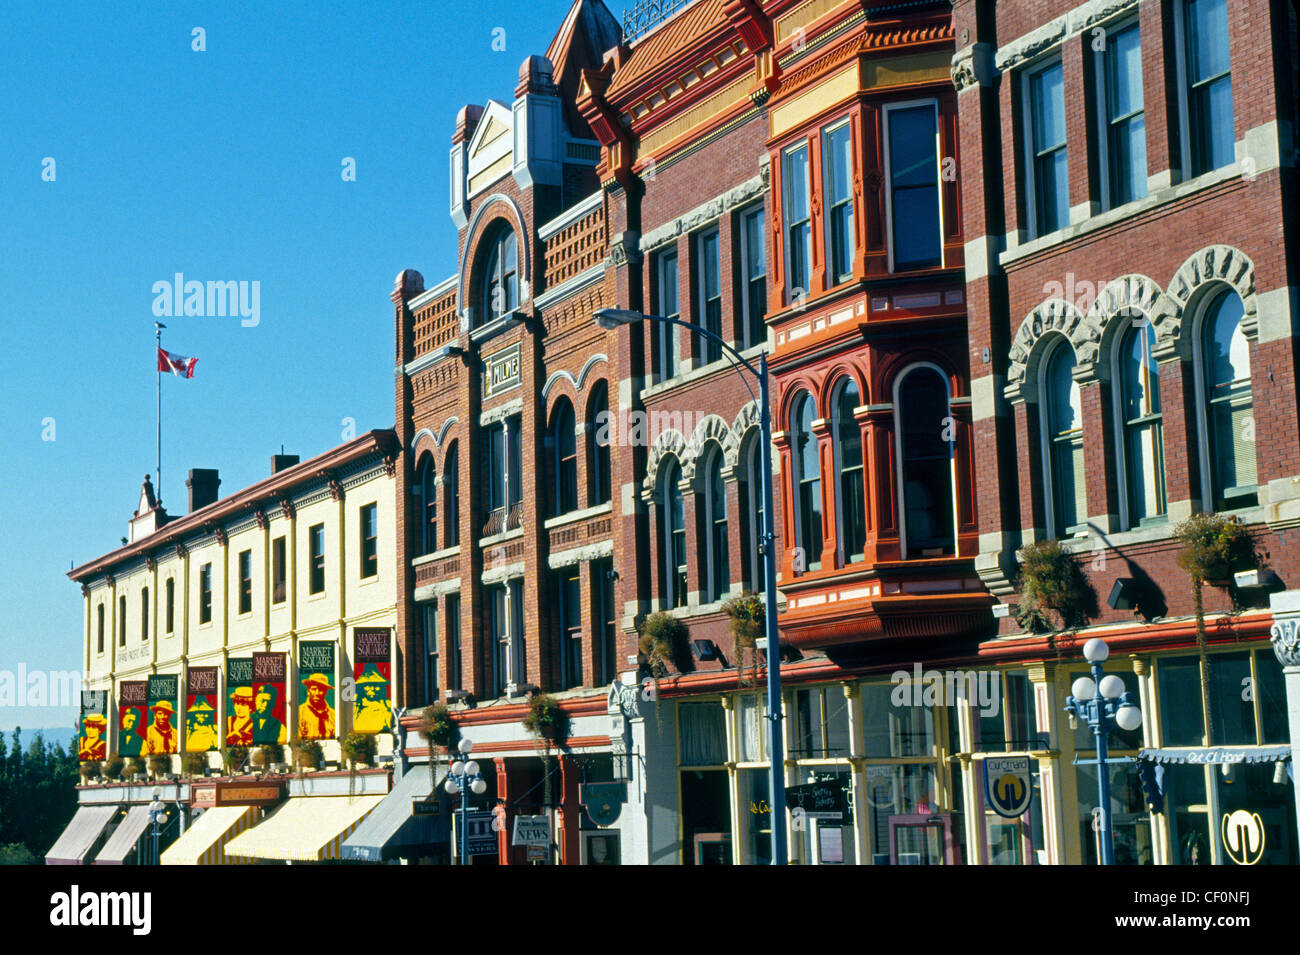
[661,458,686,609]
[701,445,729,603]
[821,119,856,286]
[1037,335,1086,539]
[1092,16,1146,211]
[694,225,723,365]
[1109,313,1166,530]
[881,98,944,273]
[830,377,865,565]
[656,249,680,383]
[1190,286,1257,512]
[892,362,958,560]
[742,433,765,592]
[790,392,822,571]
[1172,0,1235,182]
[1020,58,1067,241]
[738,204,767,350]
[781,142,811,306]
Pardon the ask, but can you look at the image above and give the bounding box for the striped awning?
[225,795,384,862]
[45,805,117,865]
[94,805,154,865]
[161,805,263,866]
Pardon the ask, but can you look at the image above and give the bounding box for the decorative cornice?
[279,498,295,522]
[174,543,187,561]
[253,509,268,531]
[145,555,157,573]
[951,42,995,92]
[1271,617,1300,668]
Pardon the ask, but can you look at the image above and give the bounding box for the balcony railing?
[481,502,523,539]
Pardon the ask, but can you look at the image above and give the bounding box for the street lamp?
[1063,637,1143,865]
[594,307,787,865]
[148,787,168,866]
[444,736,487,866]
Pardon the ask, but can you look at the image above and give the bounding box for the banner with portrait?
[297,642,336,740]
[353,628,393,735]
[117,681,148,758]
[251,652,288,745]
[145,674,179,755]
[185,667,220,753]
[225,658,254,747]
[77,689,108,762]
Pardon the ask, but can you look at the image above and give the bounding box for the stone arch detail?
[1153,245,1258,359]
[643,429,687,500]
[682,415,730,487]
[1005,299,1089,403]
[723,401,760,470]
[1083,273,1169,371]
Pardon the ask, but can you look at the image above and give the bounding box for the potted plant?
[148,754,171,780]
[1014,540,1094,634]
[340,732,377,770]
[79,760,101,784]
[221,744,248,776]
[260,743,285,771]
[418,703,458,787]
[181,751,208,778]
[1176,513,1257,684]
[722,592,764,686]
[521,693,567,746]
[637,611,689,678]
[121,757,140,781]
[293,739,324,772]
[102,755,124,781]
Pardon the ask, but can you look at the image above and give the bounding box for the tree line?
[0,729,78,864]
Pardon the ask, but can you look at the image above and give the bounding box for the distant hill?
[0,728,77,753]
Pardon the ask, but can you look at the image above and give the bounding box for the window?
[309,523,326,594]
[1095,21,1147,208]
[587,383,611,506]
[1115,317,1166,525]
[1024,60,1068,237]
[696,227,723,364]
[486,425,506,516]
[792,686,852,758]
[823,122,855,284]
[832,379,866,563]
[479,222,518,323]
[791,392,822,571]
[559,566,583,689]
[446,593,462,692]
[1042,339,1087,536]
[1178,0,1234,177]
[656,250,680,382]
[741,434,766,592]
[740,205,766,348]
[702,447,730,602]
[661,458,687,608]
[885,102,942,270]
[551,398,578,516]
[140,588,149,641]
[360,503,378,579]
[97,604,104,654]
[199,564,212,624]
[238,549,252,614]
[416,453,437,556]
[897,365,956,557]
[165,578,175,633]
[593,558,616,685]
[444,442,460,547]
[1197,289,1256,509]
[424,601,439,703]
[487,582,522,697]
[783,143,811,301]
[119,595,127,645]
[271,537,286,604]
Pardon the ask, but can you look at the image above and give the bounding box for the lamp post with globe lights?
[444,736,487,866]
[1063,637,1144,865]
[148,787,168,865]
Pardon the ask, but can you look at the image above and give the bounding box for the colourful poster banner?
[118,681,148,757]
[225,658,254,746]
[77,689,108,762]
[145,674,179,755]
[185,667,220,753]
[297,642,336,740]
[353,628,393,735]
[251,652,288,744]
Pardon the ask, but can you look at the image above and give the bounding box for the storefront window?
[739,769,772,865]
[1158,649,1291,748]
[977,671,1040,751]
[1258,651,1289,744]
[1164,764,1212,864]
[982,758,1047,864]
[863,764,943,864]
[678,702,727,766]
[1217,761,1298,865]
[862,684,935,757]
[1158,655,1205,745]
[680,768,731,865]
[1075,762,1154,865]
[1207,651,1255,745]
[737,695,768,762]
[792,686,851,759]
[792,767,856,865]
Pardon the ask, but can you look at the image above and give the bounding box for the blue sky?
[0,0,582,730]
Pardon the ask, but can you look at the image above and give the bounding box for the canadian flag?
[157,347,197,378]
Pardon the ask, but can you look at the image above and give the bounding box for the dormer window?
[480,222,518,323]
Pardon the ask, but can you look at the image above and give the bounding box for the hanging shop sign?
[983,755,1032,818]
[785,780,847,821]
[78,689,109,762]
[1222,810,1266,865]
[457,810,498,857]
[184,667,220,752]
[117,681,148,758]
[251,653,288,745]
[353,628,393,734]
[297,642,336,740]
[145,674,179,755]
[512,814,551,847]
[580,782,626,827]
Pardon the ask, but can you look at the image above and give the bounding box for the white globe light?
[444,778,460,795]
[464,760,480,777]
[1082,638,1109,663]
[471,778,487,795]
[1098,674,1126,699]
[1116,704,1143,731]
[1072,676,1097,701]
[458,737,474,755]
[450,760,465,777]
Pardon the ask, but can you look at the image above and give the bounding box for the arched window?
[701,446,729,602]
[791,392,822,570]
[416,453,437,556]
[896,365,955,557]
[479,222,518,323]
[587,382,611,506]
[740,432,766,592]
[1041,339,1086,537]
[832,378,866,563]
[660,457,687,608]
[443,442,460,548]
[1197,289,1256,510]
[550,398,577,516]
[1115,316,1166,526]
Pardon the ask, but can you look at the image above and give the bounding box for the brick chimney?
[271,453,300,474]
[186,469,221,512]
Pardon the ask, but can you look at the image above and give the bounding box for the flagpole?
[155,322,163,506]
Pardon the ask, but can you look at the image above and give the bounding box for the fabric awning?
[342,767,444,862]
[93,805,154,865]
[1138,746,1293,765]
[225,795,384,862]
[161,805,263,866]
[46,806,118,865]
